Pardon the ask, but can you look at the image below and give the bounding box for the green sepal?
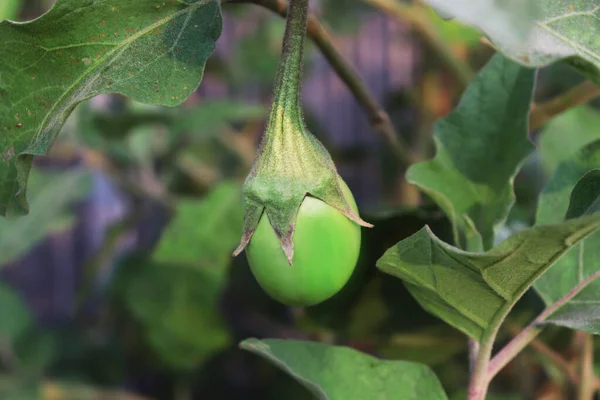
[233,107,372,265]
[232,0,372,265]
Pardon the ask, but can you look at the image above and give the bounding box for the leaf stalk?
[488,268,600,381]
[530,81,600,132]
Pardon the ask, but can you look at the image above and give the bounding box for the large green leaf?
[124,261,229,369]
[240,338,448,400]
[0,0,222,216]
[534,141,600,333]
[0,168,91,267]
[152,181,243,280]
[377,215,600,341]
[124,182,241,369]
[428,1,600,84]
[406,54,535,251]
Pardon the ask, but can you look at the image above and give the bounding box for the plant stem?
[505,321,579,385]
[223,0,414,169]
[577,332,595,400]
[364,0,474,91]
[488,268,600,380]
[468,338,480,373]
[468,334,495,400]
[530,81,600,132]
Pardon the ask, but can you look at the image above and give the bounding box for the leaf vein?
[29,2,203,154]
[540,6,600,25]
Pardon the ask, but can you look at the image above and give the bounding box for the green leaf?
[565,169,600,219]
[406,54,535,251]
[539,106,600,176]
[124,261,230,369]
[429,1,600,84]
[152,181,243,280]
[423,0,538,49]
[0,281,32,342]
[534,142,600,333]
[0,0,222,216]
[534,140,600,300]
[240,338,448,400]
[0,168,91,267]
[377,215,600,341]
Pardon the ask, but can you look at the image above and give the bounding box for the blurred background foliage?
[2,0,600,399]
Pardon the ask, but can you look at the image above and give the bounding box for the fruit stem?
[270,0,309,125]
[223,0,415,170]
